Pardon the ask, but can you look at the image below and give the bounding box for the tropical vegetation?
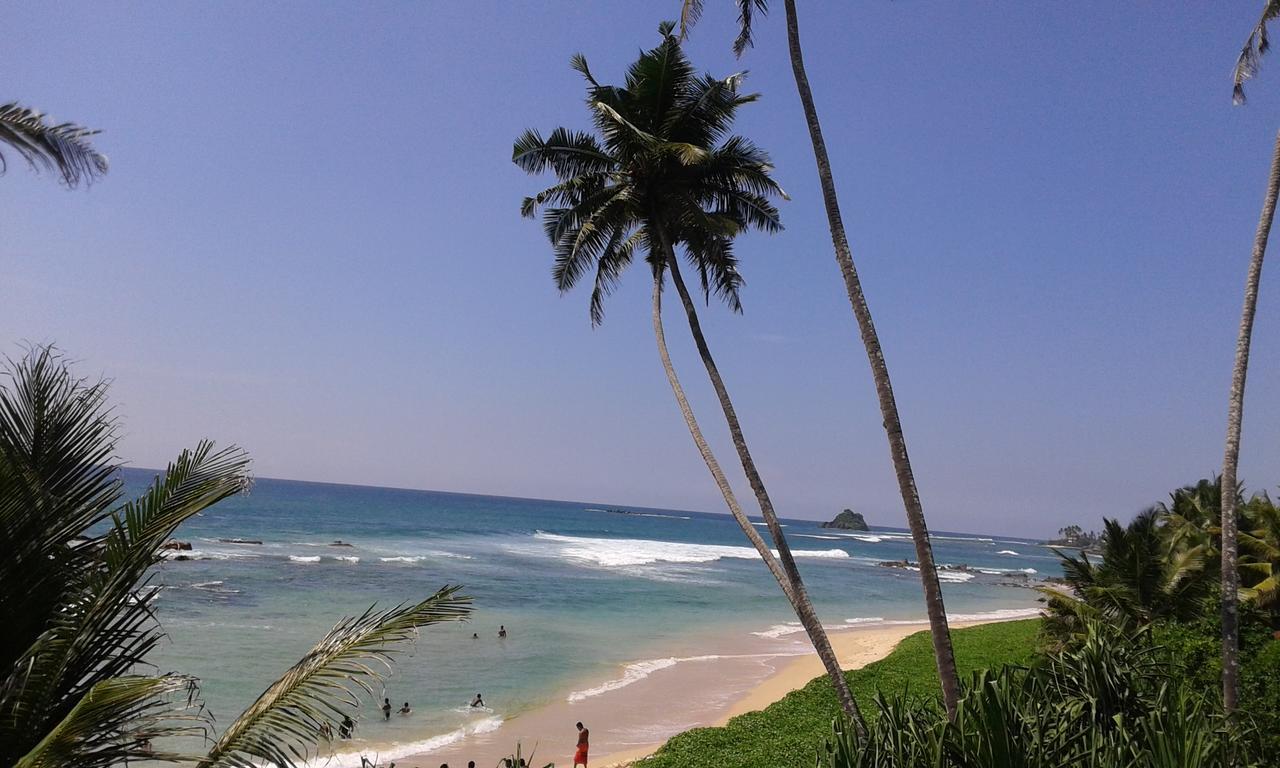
[820,623,1267,768]
[0,347,471,768]
[513,23,864,722]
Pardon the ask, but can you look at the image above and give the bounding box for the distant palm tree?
[0,347,471,767]
[514,24,864,725]
[1220,0,1280,714]
[678,0,961,716]
[0,101,108,186]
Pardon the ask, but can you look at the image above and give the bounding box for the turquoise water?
[138,470,1052,759]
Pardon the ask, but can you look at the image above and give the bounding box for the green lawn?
[636,619,1041,768]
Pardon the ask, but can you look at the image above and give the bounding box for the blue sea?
[137,469,1053,762]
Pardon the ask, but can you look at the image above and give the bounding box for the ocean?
[136,469,1053,763]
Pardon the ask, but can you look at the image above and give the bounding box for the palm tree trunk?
[781,0,961,718]
[653,249,863,728]
[1220,128,1280,715]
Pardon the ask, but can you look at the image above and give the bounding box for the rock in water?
[821,509,869,531]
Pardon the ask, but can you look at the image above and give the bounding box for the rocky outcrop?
[821,509,869,531]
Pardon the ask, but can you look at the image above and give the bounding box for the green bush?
[1150,607,1280,755]
[821,623,1269,768]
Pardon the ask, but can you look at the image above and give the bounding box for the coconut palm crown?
[514,21,785,325]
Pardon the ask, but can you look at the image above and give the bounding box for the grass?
[635,619,1041,768]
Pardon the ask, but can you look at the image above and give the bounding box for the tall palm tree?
[514,25,864,725]
[0,346,472,767]
[1221,0,1280,714]
[0,102,108,186]
[678,0,961,716]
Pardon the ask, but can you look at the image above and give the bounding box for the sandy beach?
[387,617,1015,768]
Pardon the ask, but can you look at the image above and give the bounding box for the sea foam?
[531,532,848,567]
[566,652,802,701]
[301,716,503,768]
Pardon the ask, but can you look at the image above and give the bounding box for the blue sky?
[5,2,1280,537]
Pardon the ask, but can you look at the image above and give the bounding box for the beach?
[380,616,1024,768]
[137,473,1050,767]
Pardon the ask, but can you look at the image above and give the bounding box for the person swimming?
[470,693,485,708]
[472,632,479,639]
[398,701,411,715]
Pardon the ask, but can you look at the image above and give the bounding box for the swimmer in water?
[470,693,485,708]
[398,701,411,715]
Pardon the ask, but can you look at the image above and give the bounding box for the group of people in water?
[321,626,591,767]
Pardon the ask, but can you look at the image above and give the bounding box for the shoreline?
[346,609,1040,768]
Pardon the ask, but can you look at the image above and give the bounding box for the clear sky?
[6,2,1280,537]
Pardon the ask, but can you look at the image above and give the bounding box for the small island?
[1041,525,1101,550]
[821,508,869,531]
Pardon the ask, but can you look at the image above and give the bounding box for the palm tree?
[1220,0,1280,714]
[514,25,864,725]
[0,101,108,186]
[1,346,472,767]
[1240,492,1280,624]
[1040,510,1214,647]
[677,0,961,716]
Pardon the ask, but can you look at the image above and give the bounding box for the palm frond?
[1234,0,1280,104]
[512,128,615,178]
[589,228,645,326]
[0,102,108,186]
[678,0,705,41]
[569,53,600,87]
[2,441,249,760]
[15,675,203,768]
[199,587,472,768]
[0,346,121,671]
[732,0,770,57]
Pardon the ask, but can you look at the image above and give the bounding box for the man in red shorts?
[573,721,589,767]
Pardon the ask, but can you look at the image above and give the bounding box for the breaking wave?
[528,532,848,568]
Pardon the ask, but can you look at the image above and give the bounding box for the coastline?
[360,609,1040,768]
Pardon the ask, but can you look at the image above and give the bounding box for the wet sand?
[391,618,1004,768]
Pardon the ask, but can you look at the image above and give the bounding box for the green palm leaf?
[199,587,472,768]
[15,675,204,768]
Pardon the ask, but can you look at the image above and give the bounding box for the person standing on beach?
[573,721,589,767]
[381,697,392,720]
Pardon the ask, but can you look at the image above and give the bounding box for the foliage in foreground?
[636,620,1040,768]
[820,623,1267,768]
[0,347,472,768]
[1039,477,1280,648]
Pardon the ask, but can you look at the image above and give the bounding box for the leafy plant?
[820,623,1267,768]
[0,347,472,767]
